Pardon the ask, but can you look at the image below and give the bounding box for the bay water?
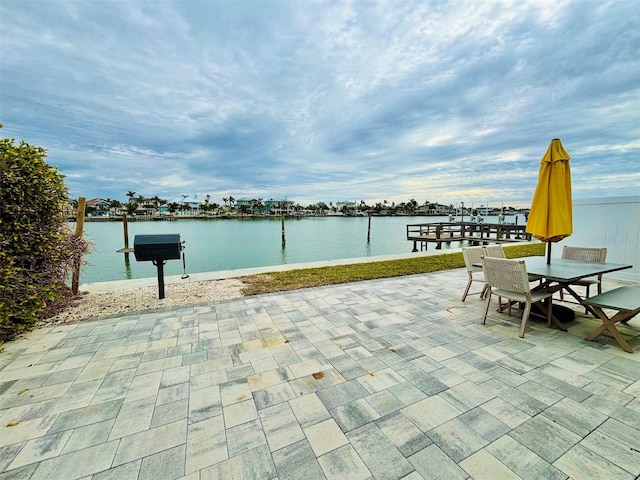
[78,215,523,284]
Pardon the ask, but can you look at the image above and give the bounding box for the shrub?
[0,133,86,341]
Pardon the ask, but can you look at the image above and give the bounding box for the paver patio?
[1,268,639,479]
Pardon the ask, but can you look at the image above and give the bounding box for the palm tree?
[229,196,235,209]
[222,197,228,208]
[126,191,136,203]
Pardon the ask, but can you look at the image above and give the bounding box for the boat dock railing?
[406,222,532,252]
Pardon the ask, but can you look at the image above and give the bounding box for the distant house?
[171,195,201,215]
[336,201,356,213]
[86,198,109,216]
[264,198,294,215]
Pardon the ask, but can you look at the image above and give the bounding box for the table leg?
[584,306,634,353]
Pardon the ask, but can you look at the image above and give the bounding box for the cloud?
[1,0,639,207]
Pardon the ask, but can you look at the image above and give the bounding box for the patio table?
[473,256,633,333]
[522,257,633,311]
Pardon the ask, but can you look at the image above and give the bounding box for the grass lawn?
[240,243,546,295]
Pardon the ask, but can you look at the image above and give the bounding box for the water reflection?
[123,254,132,279]
[364,242,371,256]
[280,245,287,264]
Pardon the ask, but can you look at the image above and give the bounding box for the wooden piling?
[123,214,130,260]
[281,216,286,247]
[71,197,86,295]
[367,214,371,243]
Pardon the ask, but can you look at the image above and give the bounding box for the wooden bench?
[582,286,640,353]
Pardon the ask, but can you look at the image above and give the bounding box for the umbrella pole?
[547,242,552,264]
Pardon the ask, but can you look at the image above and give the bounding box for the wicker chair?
[482,245,506,258]
[481,256,553,338]
[482,245,543,283]
[560,246,607,310]
[461,247,488,301]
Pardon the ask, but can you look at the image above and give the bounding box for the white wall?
[554,196,640,282]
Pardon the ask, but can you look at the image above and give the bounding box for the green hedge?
[0,135,73,341]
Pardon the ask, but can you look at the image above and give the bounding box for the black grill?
[133,234,183,299]
[134,234,182,262]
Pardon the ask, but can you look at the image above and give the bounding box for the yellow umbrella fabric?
[526,138,572,263]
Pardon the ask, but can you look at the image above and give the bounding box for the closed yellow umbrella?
[526,138,572,264]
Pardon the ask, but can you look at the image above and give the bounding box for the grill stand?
[152,259,167,299]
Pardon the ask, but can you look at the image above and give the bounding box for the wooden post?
[71,197,86,295]
[123,213,130,261]
[367,214,371,243]
[281,215,286,247]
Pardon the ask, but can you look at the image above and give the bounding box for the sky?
[2,0,639,208]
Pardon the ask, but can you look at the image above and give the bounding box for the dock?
[406,221,532,251]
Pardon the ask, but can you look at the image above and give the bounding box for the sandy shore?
[42,278,245,326]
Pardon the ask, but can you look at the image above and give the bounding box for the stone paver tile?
[318,444,371,480]
[357,367,405,393]
[304,418,349,457]
[151,398,189,428]
[459,406,510,442]
[125,371,163,403]
[260,402,305,452]
[253,381,296,410]
[226,418,268,457]
[48,399,123,434]
[246,367,292,391]
[75,359,117,383]
[408,444,467,480]
[189,357,234,377]
[347,422,414,480]
[375,411,432,458]
[487,435,567,480]
[0,414,58,448]
[581,429,640,476]
[223,398,258,428]
[91,368,136,404]
[186,414,227,474]
[220,379,253,406]
[402,396,461,432]
[509,415,581,463]
[542,397,608,437]
[365,389,405,417]
[138,444,186,480]
[200,444,276,480]
[160,366,191,388]
[428,418,489,463]
[480,397,530,429]
[29,440,119,480]
[554,443,634,480]
[289,392,331,428]
[0,382,71,410]
[92,460,142,480]
[156,382,189,406]
[288,359,332,379]
[438,380,494,412]
[388,382,427,406]
[0,443,25,472]
[188,385,221,423]
[251,357,279,374]
[108,396,155,440]
[331,397,380,432]
[62,418,114,454]
[398,367,448,396]
[459,449,522,480]
[272,439,326,480]
[316,379,369,411]
[189,370,228,391]
[8,430,73,470]
[599,418,640,452]
[113,419,187,467]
